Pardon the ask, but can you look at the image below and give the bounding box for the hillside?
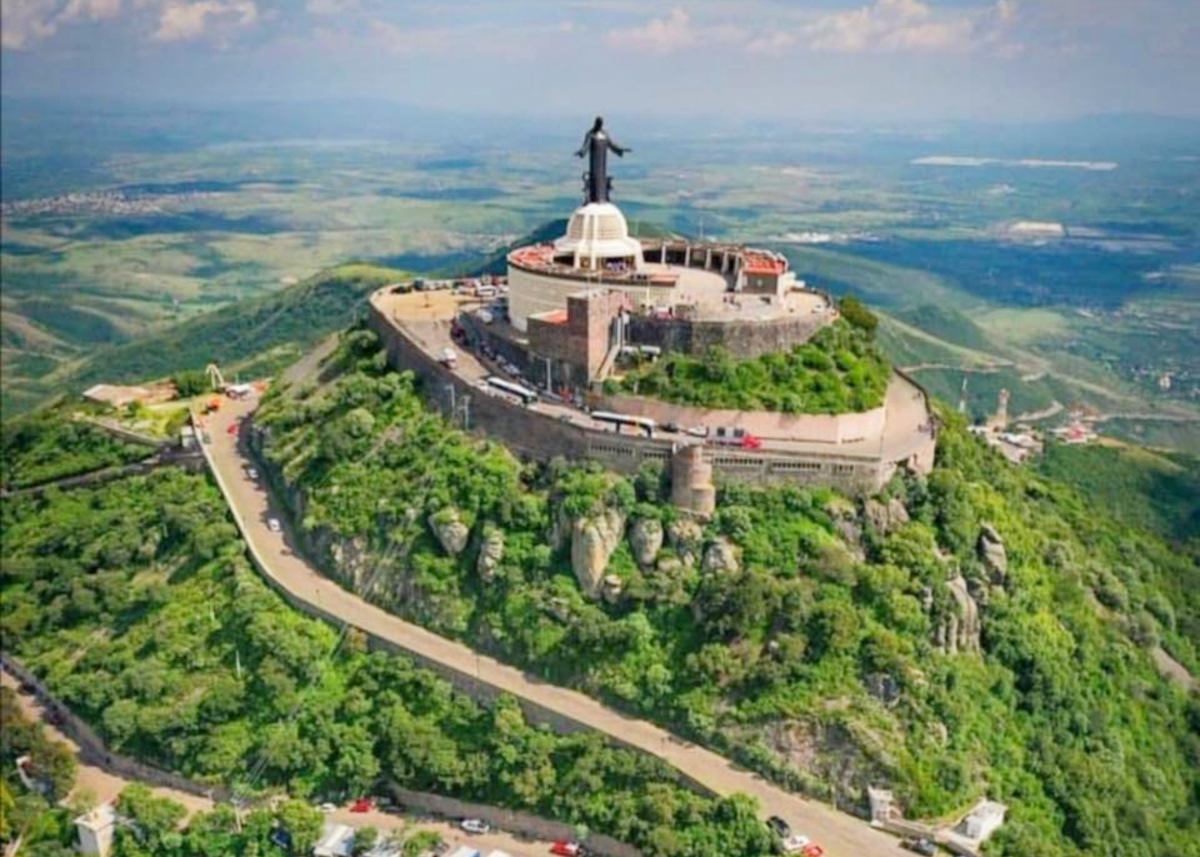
[252,328,1200,857]
[0,467,780,857]
[2,264,407,415]
[1037,441,1200,544]
[609,318,891,414]
[62,263,406,390]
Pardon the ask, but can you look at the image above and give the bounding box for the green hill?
[250,329,1200,857]
[1037,442,1200,544]
[53,263,406,392]
[893,305,999,354]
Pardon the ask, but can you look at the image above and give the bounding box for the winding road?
[199,394,900,857]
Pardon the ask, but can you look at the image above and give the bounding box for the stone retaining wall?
[2,655,641,854]
[626,309,831,360]
[593,392,886,444]
[366,296,899,495]
[0,654,229,803]
[367,300,676,476]
[387,787,641,857]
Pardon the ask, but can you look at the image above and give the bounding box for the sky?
[1,0,1198,122]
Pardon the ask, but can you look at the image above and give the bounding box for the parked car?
[349,797,374,813]
[317,802,337,814]
[246,467,258,480]
[901,838,937,856]
[662,421,680,434]
[549,843,582,857]
[267,518,282,533]
[767,816,792,840]
[460,818,490,834]
[782,836,824,857]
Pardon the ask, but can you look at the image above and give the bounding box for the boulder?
[330,535,371,588]
[601,574,624,604]
[629,517,664,568]
[864,672,901,707]
[939,574,981,654]
[476,526,505,581]
[570,507,626,598]
[979,523,1008,582]
[428,508,470,556]
[702,536,740,575]
[827,498,863,550]
[667,518,704,567]
[864,497,909,535]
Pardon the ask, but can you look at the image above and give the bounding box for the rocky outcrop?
[702,536,740,575]
[827,498,863,551]
[629,517,664,568]
[428,508,470,556]
[864,497,909,536]
[476,526,505,581]
[864,672,901,707]
[937,574,981,654]
[666,518,704,567]
[570,507,626,598]
[601,574,624,604]
[329,534,371,588]
[978,523,1007,582]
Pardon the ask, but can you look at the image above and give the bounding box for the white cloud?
[803,0,1016,54]
[305,0,357,16]
[604,7,747,55]
[606,7,697,53]
[152,0,256,42]
[1,0,121,49]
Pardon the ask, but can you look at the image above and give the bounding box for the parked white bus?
[591,410,656,438]
[485,376,538,406]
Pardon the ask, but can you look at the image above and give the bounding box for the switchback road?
[200,395,899,857]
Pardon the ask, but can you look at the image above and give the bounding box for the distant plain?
[2,102,1196,449]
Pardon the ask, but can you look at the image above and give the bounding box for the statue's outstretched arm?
[575,132,592,158]
[607,137,631,156]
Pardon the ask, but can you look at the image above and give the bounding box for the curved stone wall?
[626,310,832,360]
[592,393,886,444]
[366,292,932,497]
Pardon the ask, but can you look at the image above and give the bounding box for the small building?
[867,786,896,825]
[313,822,356,857]
[83,384,154,409]
[957,799,1007,843]
[75,803,117,857]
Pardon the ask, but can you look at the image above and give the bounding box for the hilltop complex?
[368,119,936,515]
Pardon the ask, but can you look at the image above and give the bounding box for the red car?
[226,423,238,435]
[550,842,582,857]
[349,798,374,813]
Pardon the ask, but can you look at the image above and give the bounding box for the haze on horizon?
[1,0,1198,124]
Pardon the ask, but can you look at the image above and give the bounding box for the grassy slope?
[257,333,1200,857]
[1037,441,1200,544]
[42,263,405,396]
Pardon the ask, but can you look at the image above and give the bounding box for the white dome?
[553,202,644,269]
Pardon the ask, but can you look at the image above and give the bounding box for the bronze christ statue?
[575,116,630,204]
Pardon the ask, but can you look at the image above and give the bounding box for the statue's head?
[592,116,604,131]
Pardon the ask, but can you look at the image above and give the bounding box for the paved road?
[201,396,900,857]
[385,292,932,467]
[1,672,545,855]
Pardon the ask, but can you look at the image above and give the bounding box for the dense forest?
[1,402,152,490]
[0,686,78,855]
[252,328,1200,856]
[609,316,890,414]
[0,469,779,857]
